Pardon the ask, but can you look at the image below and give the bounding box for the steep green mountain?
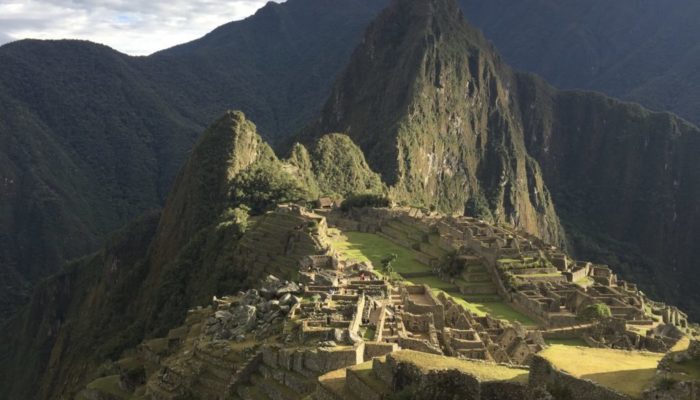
[310,134,385,197]
[305,0,565,246]
[302,0,700,317]
[0,111,382,399]
[458,0,700,126]
[0,0,386,322]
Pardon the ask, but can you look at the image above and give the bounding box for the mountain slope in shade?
[306,0,565,245]
[458,0,700,125]
[517,74,700,317]
[0,0,387,322]
[0,111,384,400]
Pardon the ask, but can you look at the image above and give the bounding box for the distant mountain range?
[461,0,700,126]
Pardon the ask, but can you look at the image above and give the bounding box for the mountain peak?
[148,110,271,269]
[306,0,563,245]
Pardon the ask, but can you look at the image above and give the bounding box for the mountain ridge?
[0,0,387,322]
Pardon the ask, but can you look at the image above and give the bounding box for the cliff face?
[516,74,700,316]
[307,0,564,245]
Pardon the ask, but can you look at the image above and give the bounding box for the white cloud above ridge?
[0,0,282,55]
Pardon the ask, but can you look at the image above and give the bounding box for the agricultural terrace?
[329,229,538,326]
[539,345,664,398]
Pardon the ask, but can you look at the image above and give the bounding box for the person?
[326,315,331,325]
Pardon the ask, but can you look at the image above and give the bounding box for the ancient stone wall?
[363,342,398,360]
[390,359,480,400]
[262,344,364,376]
[402,285,445,329]
[397,336,443,355]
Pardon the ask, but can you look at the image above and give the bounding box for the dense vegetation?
[0,0,387,322]
[311,134,385,197]
[577,303,613,323]
[340,193,392,212]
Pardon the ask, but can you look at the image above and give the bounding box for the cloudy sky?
[0,0,283,55]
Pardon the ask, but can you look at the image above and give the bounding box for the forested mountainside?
[302,0,700,317]
[0,111,383,399]
[0,0,386,322]
[460,0,700,126]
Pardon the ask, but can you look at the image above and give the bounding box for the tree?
[230,162,309,214]
[577,303,612,323]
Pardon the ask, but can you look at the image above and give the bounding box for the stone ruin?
[205,275,303,342]
[286,244,545,367]
[79,205,698,400]
[323,206,690,353]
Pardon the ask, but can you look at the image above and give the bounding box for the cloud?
[0,0,283,55]
[0,32,14,46]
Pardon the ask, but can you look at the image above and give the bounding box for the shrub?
[656,376,678,391]
[577,303,612,322]
[230,162,310,214]
[340,193,391,211]
[465,196,493,221]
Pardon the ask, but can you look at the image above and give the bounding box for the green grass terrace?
[328,229,538,327]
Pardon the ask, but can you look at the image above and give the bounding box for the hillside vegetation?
[0,0,387,322]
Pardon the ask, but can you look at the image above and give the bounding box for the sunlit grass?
[392,350,529,383]
[329,230,429,274]
[330,230,540,327]
[539,345,663,398]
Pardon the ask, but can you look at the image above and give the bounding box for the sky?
[0,0,283,55]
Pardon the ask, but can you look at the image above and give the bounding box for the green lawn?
[539,345,663,398]
[392,350,529,383]
[467,301,539,327]
[331,230,539,327]
[330,230,430,274]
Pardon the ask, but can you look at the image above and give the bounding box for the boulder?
[279,293,292,305]
[277,282,301,296]
[214,310,234,322]
[231,305,257,331]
